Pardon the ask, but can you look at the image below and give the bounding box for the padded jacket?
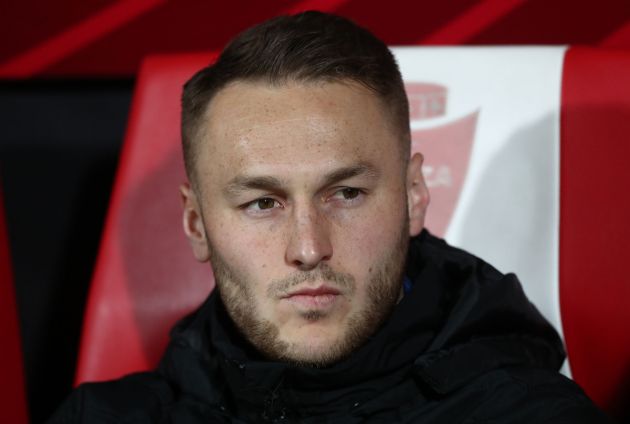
[49,231,612,423]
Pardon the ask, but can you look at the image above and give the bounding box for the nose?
[285,204,333,270]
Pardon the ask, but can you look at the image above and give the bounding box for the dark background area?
[1,0,629,422]
[0,81,132,423]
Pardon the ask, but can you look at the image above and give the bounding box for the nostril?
[295,260,317,271]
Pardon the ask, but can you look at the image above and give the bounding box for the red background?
[1,0,630,79]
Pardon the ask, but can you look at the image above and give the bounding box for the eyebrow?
[223,175,284,197]
[223,162,380,197]
[320,163,380,187]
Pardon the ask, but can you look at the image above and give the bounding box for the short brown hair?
[181,11,410,182]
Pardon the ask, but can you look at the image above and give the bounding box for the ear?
[180,182,210,262]
[406,152,430,237]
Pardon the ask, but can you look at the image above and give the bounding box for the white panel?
[393,47,569,375]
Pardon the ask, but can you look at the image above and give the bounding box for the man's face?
[182,80,428,366]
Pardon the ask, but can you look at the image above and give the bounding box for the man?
[51,11,610,423]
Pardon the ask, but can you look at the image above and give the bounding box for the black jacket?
[49,232,612,423]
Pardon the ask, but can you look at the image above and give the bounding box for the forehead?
[195,80,400,183]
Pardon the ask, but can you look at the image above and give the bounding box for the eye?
[255,198,277,210]
[243,197,282,213]
[339,187,361,200]
[329,187,365,204]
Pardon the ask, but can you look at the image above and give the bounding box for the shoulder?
[47,372,174,424]
[462,367,613,424]
[409,231,507,285]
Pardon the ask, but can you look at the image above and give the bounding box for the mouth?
[282,285,341,309]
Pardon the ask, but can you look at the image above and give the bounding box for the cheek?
[329,196,407,270]
[206,214,286,285]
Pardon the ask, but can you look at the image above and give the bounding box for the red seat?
[75,48,630,421]
[75,53,218,383]
[0,187,29,424]
[560,47,630,420]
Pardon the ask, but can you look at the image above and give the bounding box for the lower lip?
[285,293,339,309]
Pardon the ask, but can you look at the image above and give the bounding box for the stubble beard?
[208,220,409,367]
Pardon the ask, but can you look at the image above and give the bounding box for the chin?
[282,345,344,368]
[278,328,353,367]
